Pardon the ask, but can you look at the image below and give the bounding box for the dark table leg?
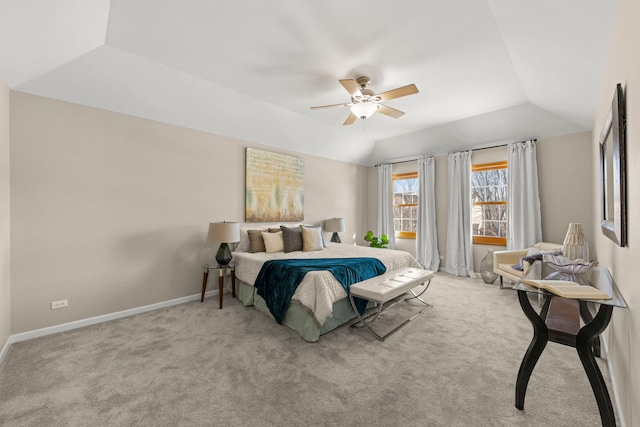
[515,290,549,410]
[231,269,236,298]
[576,304,615,427]
[218,271,224,309]
[579,301,602,357]
[201,269,209,302]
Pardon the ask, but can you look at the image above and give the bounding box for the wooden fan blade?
[377,84,419,101]
[377,104,405,119]
[310,103,349,110]
[343,112,357,125]
[339,79,362,97]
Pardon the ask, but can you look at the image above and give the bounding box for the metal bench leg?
[349,280,433,341]
[349,296,387,341]
[407,280,433,306]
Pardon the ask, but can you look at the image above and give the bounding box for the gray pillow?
[280,226,303,252]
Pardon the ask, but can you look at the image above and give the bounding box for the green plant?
[364,230,389,248]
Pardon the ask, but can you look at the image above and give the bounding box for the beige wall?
[593,0,640,424]
[9,92,368,334]
[366,132,593,273]
[0,79,10,352]
[537,132,594,247]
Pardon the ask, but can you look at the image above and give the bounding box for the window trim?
[472,161,507,246]
[392,172,418,239]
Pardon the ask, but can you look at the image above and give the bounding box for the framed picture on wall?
[598,83,626,246]
[245,147,304,222]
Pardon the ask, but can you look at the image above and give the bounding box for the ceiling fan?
[310,76,419,125]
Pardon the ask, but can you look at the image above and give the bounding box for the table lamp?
[325,218,346,243]
[208,221,240,266]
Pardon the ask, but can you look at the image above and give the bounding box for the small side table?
[201,262,237,309]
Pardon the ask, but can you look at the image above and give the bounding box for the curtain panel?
[377,164,396,249]
[416,157,440,271]
[444,151,474,277]
[507,140,542,250]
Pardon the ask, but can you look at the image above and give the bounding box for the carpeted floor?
[0,273,619,426]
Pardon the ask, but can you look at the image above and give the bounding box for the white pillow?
[301,226,324,252]
[235,227,251,252]
[262,231,284,253]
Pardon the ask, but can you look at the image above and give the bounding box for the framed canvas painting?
[245,147,304,222]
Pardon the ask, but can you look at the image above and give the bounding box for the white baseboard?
[0,289,219,365]
[601,334,627,427]
[0,336,10,365]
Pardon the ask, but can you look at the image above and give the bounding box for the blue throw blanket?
[254,258,387,324]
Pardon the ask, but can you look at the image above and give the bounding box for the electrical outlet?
[51,299,68,309]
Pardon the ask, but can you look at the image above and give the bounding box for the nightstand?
[201,262,237,309]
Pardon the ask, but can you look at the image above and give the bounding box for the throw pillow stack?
[236,224,325,254]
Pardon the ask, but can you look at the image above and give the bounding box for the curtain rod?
[374,139,536,167]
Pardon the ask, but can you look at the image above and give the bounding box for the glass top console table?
[513,261,626,427]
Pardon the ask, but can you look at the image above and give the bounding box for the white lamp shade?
[350,102,379,119]
[325,218,346,233]
[208,222,240,243]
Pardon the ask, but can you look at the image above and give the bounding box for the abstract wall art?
[245,147,304,222]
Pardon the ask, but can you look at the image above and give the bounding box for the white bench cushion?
[350,267,434,303]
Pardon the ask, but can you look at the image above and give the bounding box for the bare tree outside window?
[472,162,507,245]
[393,172,418,238]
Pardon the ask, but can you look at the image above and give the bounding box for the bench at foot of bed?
[349,267,434,341]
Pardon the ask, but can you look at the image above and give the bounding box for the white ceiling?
[0,0,617,165]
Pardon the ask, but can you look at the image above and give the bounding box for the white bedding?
[232,243,422,326]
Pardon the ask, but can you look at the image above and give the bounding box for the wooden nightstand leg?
[201,270,209,302]
[218,270,224,309]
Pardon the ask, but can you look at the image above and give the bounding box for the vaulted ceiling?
[0,0,617,165]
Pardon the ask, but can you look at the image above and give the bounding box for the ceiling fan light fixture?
[350,102,379,119]
[310,76,417,125]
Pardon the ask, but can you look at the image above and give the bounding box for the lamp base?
[215,243,232,266]
[330,232,341,243]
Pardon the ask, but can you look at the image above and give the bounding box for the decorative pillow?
[280,226,303,252]
[301,224,326,247]
[247,230,268,253]
[301,225,324,252]
[262,231,284,253]
[246,228,281,253]
[268,227,282,233]
[235,227,254,252]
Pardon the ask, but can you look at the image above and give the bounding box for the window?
[471,161,507,245]
[393,172,418,238]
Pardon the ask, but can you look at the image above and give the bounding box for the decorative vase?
[562,223,589,260]
[480,249,498,284]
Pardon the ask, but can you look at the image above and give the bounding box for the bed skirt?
[227,279,361,342]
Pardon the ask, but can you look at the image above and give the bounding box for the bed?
[231,240,422,342]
